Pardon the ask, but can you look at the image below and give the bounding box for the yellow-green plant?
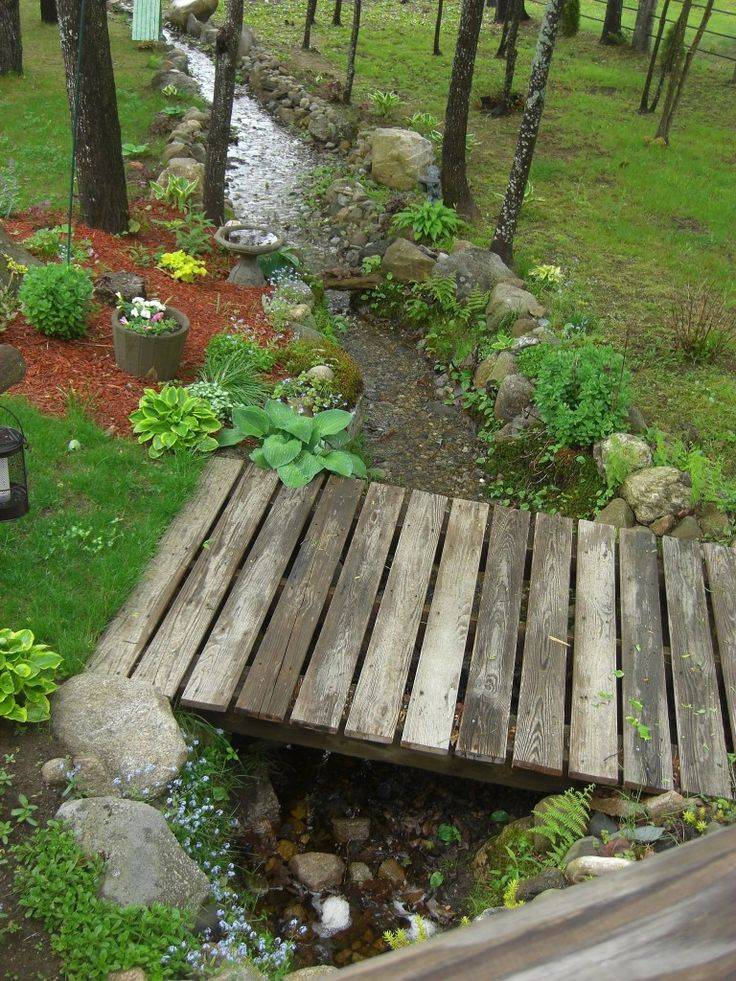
[157,250,207,283]
[503,878,525,909]
[0,629,63,723]
[130,386,221,459]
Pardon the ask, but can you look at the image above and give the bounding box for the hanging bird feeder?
[0,405,29,522]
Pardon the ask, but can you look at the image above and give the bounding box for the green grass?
[0,0,169,209]
[240,0,736,470]
[0,398,203,675]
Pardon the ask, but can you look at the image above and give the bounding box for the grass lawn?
[0,0,169,209]
[0,398,203,676]
[240,0,736,472]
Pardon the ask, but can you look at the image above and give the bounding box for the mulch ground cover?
[2,203,275,434]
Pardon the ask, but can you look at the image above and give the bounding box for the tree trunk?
[632,0,656,52]
[40,0,58,24]
[343,0,361,103]
[433,0,444,55]
[57,0,128,232]
[655,0,713,143]
[495,0,530,22]
[203,0,244,224]
[496,0,510,57]
[600,0,623,43]
[0,0,23,75]
[441,0,485,217]
[638,0,669,111]
[499,0,521,113]
[303,0,317,48]
[332,0,341,25]
[491,0,565,264]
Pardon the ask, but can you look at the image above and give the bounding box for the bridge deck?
[88,457,736,799]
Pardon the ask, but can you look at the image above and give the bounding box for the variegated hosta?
[130,385,221,459]
[218,400,367,488]
[0,628,63,724]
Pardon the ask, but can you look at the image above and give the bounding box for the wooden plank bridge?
[88,457,736,800]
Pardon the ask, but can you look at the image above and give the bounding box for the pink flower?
[120,317,128,325]
[152,312,164,322]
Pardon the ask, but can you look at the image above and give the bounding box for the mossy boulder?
[280,339,364,408]
[472,817,533,883]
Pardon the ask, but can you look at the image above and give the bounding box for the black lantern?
[0,405,28,521]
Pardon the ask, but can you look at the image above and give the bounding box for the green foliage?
[281,339,364,406]
[429,870,444,889]
[403,277,489,366]
[661,22,685,74]
[130,385,221,459]
[405,111,441,142]
[383,916,429,950]
[198,339,270,411]
[154,211,213,256]
[0,159,20,217]
[560,0,580,37]
[157,249,207,282]
[669,285,736,364]
[273,371,348,412]
[205,331,277,376]
[368,89,401,116]
[0,628,62,723]
[259,246,301,281]
[648,427,736,509]
[149,174,198,211]
[602,435,647,494]
[218,401,367,488]
[532,785,594,866]
[23,226,90,262]
[524,343,631,447]
[12,822,200,979]
[502,879,525,909]
[391,199,463,247]
[185,380,234,422]
[121,142,149,157]
[437,823,462,844]
[18,263,93,339]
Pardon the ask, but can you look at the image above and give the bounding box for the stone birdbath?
[214,223,284,287]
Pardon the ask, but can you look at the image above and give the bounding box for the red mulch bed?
[2,203,275,434]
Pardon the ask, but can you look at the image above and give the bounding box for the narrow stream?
[170,32,488,499]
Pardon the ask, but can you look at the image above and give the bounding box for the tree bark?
[40,0,58,24]
[638,0,669,111]
[491,0,565,264]
[332,0,342,25]
[499,0,521,113]
[655,0,713,143]
[343,0,361,103]
[441,0,485,217]
[600,0,623,43]
[495,0,530,22]
[632,0,656,52]
[57,0,128,232]
[0,0,23,75]
[303,0,317,47]
[204,0,244,224]
[433,0,444,55]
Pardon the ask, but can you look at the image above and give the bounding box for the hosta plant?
[391,200,463,246]
[218,400,367,487]
[0,629,63,723]
[130,385,221,458]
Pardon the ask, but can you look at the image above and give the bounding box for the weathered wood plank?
[235,477,363,721]
[512,512,574,775]
[663,537,730,798]
[703,543,736,748]
[180,479,323,711]
[132,466,279,697]
[456,506,530,763]
[337,826,736,980]
[344,490,447,744]
[290,483,405,733]
[401,498,488,754]
[86,457,244,677]
[568,520,619,785]
[619,528,673,793]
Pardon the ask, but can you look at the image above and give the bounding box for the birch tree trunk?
[204,0,244,224]
[343,0,361,103]
[0,0,22,75]
[57,0,129,232]
[632,0,656,53]
[491,0,565,263]
[440,0,485,216]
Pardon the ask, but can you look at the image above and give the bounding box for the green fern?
[533,784,594,866]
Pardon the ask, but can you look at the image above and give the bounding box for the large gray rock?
[289,852,345,892]
[486,282,546,331]
[238,25,256,58]
[167,0,218,28]
[155,158,205,202]
[242,770,281,829]
[369,128,435,191]
[308,108,357,145]
[56,797,210,910]
[382,238,436,283]
[52,673,187,798]
[473,350,517,391]
[621,466,692,524]
[93,270,145,306]
[434,248,523,301]
[593,433,652,483]
[494,373,534,423]
[594,497,636,529]
[150,69,200,98]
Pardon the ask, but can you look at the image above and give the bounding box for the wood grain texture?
[401,498,488,754]
[568,520,619,785]
[344,490,446,744]
[456,506,530,763]
[132,466,279,697]
[235,477,363,721]
[619,529,673,793]
[663,536,730,798]
[337,827,736,980]
[180,479,323,711]
[512,512,574,775]
[290,483,405,733]
[703,543,736,747]
[86,457,244,677]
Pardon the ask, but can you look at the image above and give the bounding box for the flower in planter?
[115,294,181,336]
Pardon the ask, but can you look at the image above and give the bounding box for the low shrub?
[0,628,63,723]
[280,339,363,407]
[18,263,93,339]
[130,385,221,458]
[157,250,207,283]
[670,284,736,363]
[22,226,90,262]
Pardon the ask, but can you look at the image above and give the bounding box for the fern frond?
[533,784,594,866]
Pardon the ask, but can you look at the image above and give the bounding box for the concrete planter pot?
[111,307,189,381]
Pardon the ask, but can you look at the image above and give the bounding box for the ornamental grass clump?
[0,628,63,723]
[19,263,93,339]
